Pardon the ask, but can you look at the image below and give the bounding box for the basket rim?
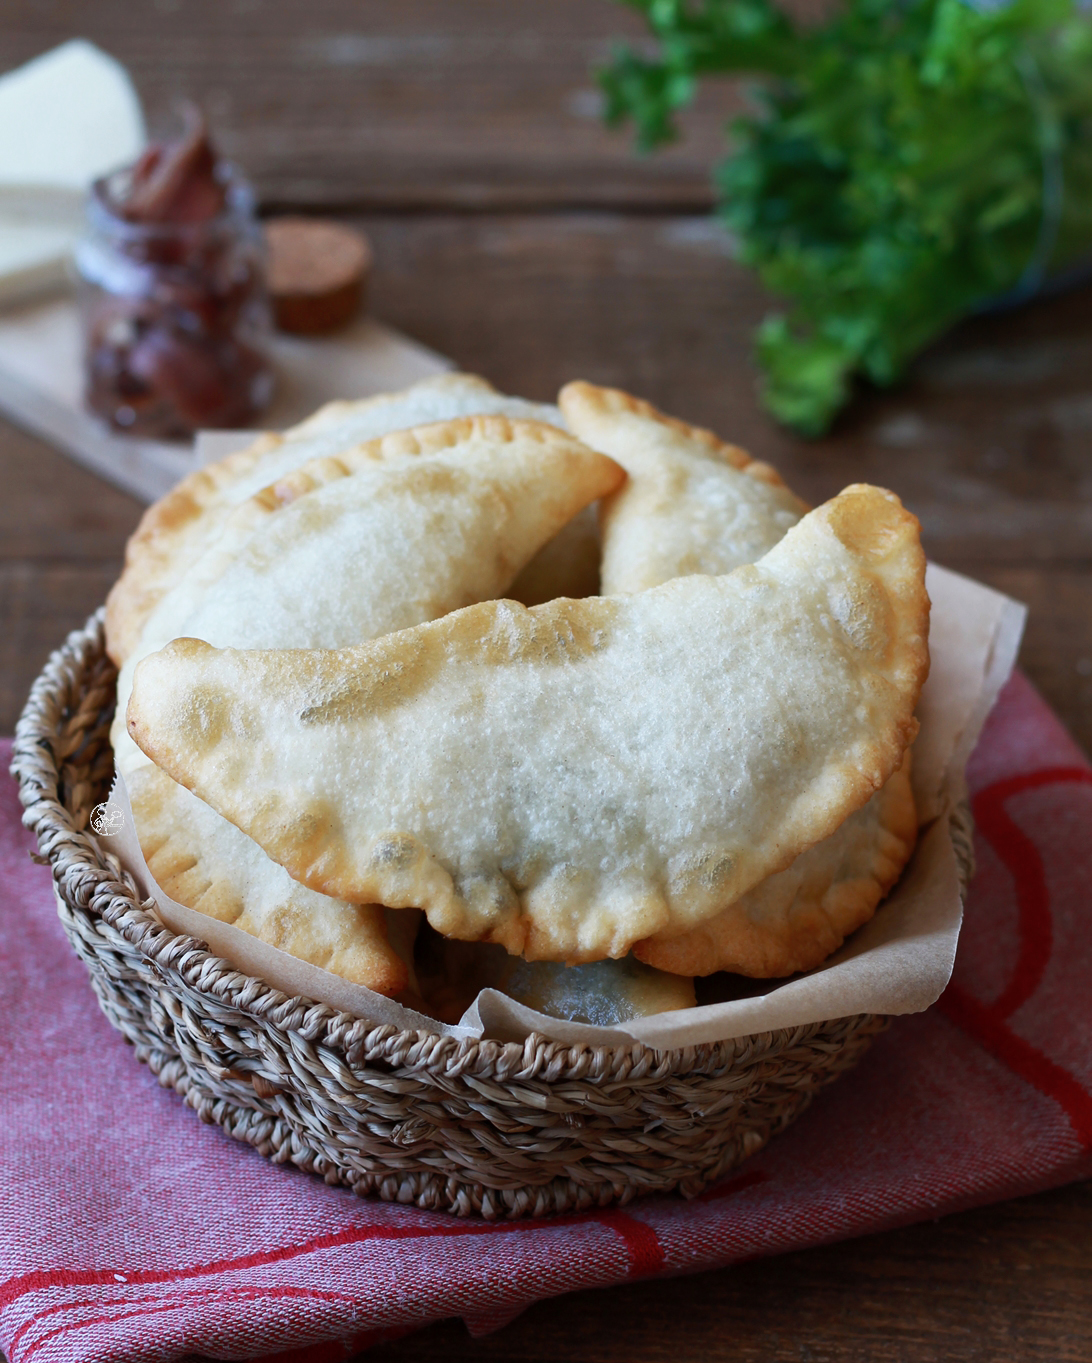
[12,608,890,1087]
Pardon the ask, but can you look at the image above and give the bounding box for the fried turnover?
[559,383,920,977]
[118,416,621,676]
[558,381,808,595]
[112,414,620,775]
[104,372,575,666]
[128,484,929,964]
[634,753,918,977]
[113,415,622,993]
[128,762,408,993]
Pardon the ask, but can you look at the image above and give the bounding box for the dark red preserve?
[76,106,273,439]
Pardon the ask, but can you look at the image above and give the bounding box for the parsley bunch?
[601,0,1092,433]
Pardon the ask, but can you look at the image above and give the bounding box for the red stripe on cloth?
[939,984,1092,1148]
[3,1207,655,1336]
[0,1199,655,1319]
[16,1285,366,1363]
[10,1215,658,1362]
[8,1283,369,1360]
[973,765,1092,803]
[12,1207,670,1359]
[941,765,1092,1147]
[972,766,1092,1019]
[1,1207,614,1316]
[592,1210,664,1278]
[694,1169,770,1203]
[972,788,1051,1018]
[0,1224,494,1313]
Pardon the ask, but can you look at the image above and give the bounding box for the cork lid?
[264,217,372,334]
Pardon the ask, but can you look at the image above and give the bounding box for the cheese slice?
[0,40,144,190]
[0,40,145,303]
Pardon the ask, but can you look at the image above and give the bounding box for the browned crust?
[104,432,283,665]
[127,484,928,964]
[129,763,408,996]
[105,375,519,667]
[255,413,622,514]
[823,483,931,731]
[633,757,919,978]
[558,380,790,490]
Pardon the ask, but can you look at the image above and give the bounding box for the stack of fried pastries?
[110,372,929,1028]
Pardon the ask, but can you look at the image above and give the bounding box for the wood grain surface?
[1,0,737,210]
[2,4,1090,1360]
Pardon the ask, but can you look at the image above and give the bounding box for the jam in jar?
[76,106,273,439]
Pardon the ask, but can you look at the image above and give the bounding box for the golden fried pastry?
[113,415,621,994]
[128,484,929,964]
[117,416,620,676]
[635,753,918,977]
[129,763,407,992]
[562,382,918,977]
[559,381,807,595]
[105,373,573,665]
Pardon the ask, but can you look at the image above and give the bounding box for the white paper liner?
[101,562,1025,1048]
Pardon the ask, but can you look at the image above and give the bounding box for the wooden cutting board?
[0,292,451,503]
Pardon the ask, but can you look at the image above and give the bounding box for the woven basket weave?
[11,612,973,1220]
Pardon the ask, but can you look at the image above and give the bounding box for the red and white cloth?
[2,670,1090,1363]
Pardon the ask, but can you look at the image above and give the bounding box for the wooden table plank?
[357,212,1092,545]
[0,419,140,564]
[1,1,736,210]
[0,421,139,731]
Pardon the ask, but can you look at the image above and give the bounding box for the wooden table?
[2,4,1090,1358]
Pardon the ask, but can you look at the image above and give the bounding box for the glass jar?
[75,165,274,439]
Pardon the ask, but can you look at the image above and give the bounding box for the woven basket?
[11,612,973,1220]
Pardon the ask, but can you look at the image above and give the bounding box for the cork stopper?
[264,217,372,334]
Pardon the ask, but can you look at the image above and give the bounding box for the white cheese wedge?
[0,40,145,304]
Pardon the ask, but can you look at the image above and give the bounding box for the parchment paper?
[103,562,1026,1047]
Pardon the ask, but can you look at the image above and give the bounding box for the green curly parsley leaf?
[600,0,1092,434]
